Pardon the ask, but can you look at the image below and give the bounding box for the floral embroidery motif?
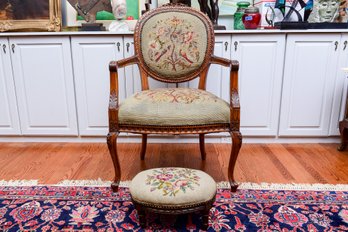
[274,206,308,227]
[209,207,231,231]
[146,16,203,74]
[309,212,332,227]
[69,205,99,225]
[249,212,270,227]
[40,208,61,222]
[10,201,42,223]
[134,88,219,104]
[105,210,126,224]
[339,209,348,223]
[145,168,200,196]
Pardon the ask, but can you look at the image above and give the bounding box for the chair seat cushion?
[130,168,216,206]
[119,88,230,126]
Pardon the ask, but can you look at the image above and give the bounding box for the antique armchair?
[107,4,242,192]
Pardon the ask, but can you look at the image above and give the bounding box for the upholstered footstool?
[129,167,216,230]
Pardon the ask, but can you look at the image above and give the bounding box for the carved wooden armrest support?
[230,89,240,109]
[230,89,240,131]
[109,90,118,110]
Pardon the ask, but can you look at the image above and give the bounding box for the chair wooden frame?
[107,4,242,192]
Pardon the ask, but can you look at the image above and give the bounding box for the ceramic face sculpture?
[111,0,127,20]
[308,0,340,22]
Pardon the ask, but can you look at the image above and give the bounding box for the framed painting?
[65,0,145,27]
[0,0,61,32]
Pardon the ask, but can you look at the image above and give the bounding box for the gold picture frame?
[0,0,61,32]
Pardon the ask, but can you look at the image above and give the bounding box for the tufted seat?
[119,88,230,126]
[130,167,216,229]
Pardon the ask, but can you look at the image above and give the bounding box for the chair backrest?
[134,4,215,83]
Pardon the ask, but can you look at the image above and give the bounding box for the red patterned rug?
[0,181,347,231]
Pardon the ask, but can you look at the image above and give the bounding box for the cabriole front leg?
[107,132,121,192]
[228,131,242,192]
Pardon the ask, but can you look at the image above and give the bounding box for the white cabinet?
[1,32,347,140]
[0,38,20,135]
[72,36,125,136]
[329,34,348,136]
[10,37,78,135]
[279,34,341,136]
[231,34,286,136]
[208,35,231,100]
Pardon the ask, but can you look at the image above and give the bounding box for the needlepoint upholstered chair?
[107,4,242,192]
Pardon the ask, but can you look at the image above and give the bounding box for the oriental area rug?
[0,180,347,231]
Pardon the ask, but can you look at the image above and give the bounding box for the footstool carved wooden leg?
[201,209,210,230]
[135,204,146,228]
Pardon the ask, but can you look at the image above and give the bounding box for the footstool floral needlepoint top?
[145,168,201,196]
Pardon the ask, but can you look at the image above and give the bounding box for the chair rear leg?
[228,131,242,192]
[107,132,121,192]
[199,134,206,160]
[140,134,147,160]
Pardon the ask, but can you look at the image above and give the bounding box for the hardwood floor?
[0,142,347,184]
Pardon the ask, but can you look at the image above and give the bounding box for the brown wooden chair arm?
[211,55,239,71]
[211,55,240,106]
[211,55,231,67]
[108,55,139,107]
[109,55,139,72]
[211,56,241,130]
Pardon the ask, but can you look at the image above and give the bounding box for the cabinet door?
[10,37,78,135]
[72,36,124,136]
[279,34,340,136]
[123,36,166,97]
[209,35,231,100]
[232,34,285,136]
[0,38,20,135]
[329,34,348,135]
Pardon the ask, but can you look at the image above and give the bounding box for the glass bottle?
[234,1,250,30]
[242,7,261,29]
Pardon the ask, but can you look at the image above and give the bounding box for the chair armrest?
[211,55,239,71]
[109,55,139,109]
[108,55,138,132]
[109,55,139,72]
[211,55,240,130]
